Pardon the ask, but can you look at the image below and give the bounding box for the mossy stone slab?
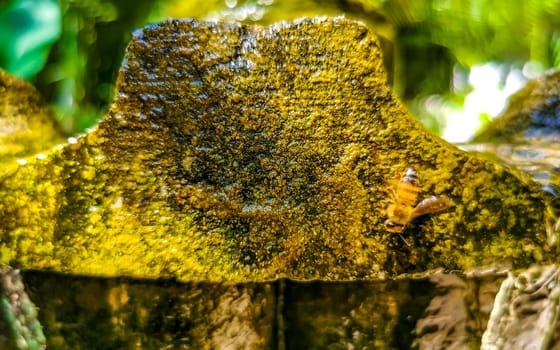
[0,18,550,283]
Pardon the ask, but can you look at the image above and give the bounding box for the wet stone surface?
[0,69,63,179]
[20,269,503,349]
[0,17,551,283]
[0,17,557,349]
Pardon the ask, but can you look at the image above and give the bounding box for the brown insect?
[384,167,454,245]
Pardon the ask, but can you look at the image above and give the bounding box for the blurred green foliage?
[2,0,560,137]
[33,0,161,133]
[0,0,61,78]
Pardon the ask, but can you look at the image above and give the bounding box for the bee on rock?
[384,167,454,245]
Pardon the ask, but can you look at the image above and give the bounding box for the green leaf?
[0,0,61,78]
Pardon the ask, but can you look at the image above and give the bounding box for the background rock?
[0,69,63,179]
[0,267,46,350]
[482,265,560,350]
[473,70,560,142]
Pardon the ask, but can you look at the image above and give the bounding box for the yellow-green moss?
[0,18,551,282]
[0,69,64,179]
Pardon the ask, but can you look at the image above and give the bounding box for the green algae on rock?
[463,70,560,250]
[0,267,46,350]
[0,18,551,283]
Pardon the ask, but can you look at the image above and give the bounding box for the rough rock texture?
[0,18,550,283]
[461,70,560,249]
[2,16,558,350]
[21,270,503,349]
[481,265,560,350]
[0,267,46,350]
[22,272,276,350]
[413,269,506,350]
